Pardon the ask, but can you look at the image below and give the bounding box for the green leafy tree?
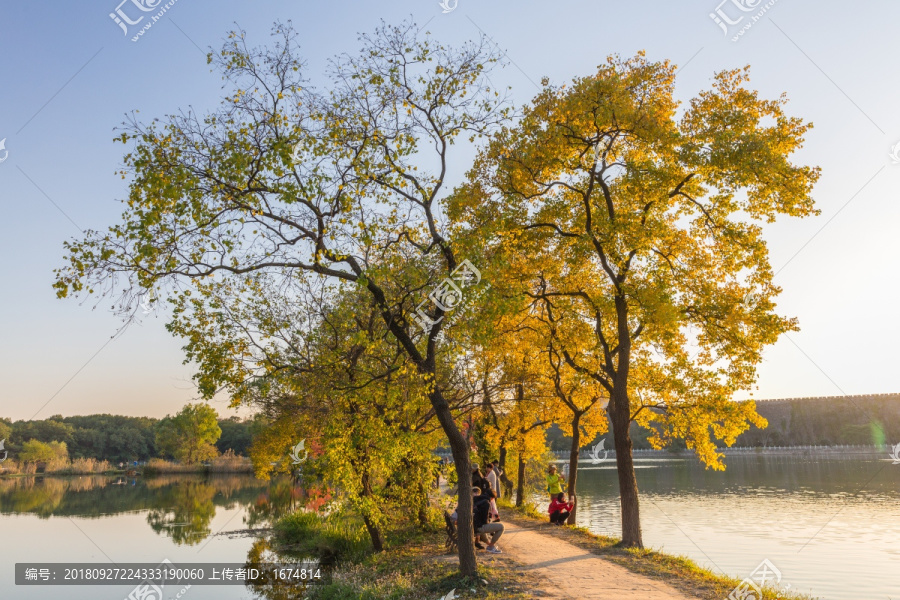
[10,415,157,462]
[20,440,68,464]
[63,415,158,462]
[54,22,510,575]
[216,417,254,455]
[204,284,446,551]
[155,404,221,464]
[12,418,75,447]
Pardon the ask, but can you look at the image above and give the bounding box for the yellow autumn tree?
[542,328,608,523]
[452,54,820,547]
[465,305,555,506]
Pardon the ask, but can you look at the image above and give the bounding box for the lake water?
[0,474,311,600]
[3,456,898,600]
[551,454,900,600]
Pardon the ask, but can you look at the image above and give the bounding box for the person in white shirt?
[485,463,499,496]
[491,460,504,498]
[484,463,500,521]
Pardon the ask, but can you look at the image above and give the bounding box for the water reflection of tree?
[244,478,303,529]
[0,477,68,515]
[243,538,311,600]
[0,474,297,543]
[1,475,142,517]
[146,480,217,545]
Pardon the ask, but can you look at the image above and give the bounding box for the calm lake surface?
[2,457,898,599]
[0,474,309,600]
[551,454,900,600]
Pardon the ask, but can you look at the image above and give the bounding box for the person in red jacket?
[548,492,574,525]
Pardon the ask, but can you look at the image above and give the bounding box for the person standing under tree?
[485,463,499,499]
[546,465,565,502]
[491,460,512,498]
[484,463,501,522]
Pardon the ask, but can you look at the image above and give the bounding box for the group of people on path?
[451,461,577,556]
[452,460,505,554]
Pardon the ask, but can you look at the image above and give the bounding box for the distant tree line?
[733,395,900,447]
[546,394,900,451]
[0,411,262,464]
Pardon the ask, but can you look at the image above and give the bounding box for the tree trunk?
[566,412,581,525]
[362,514,384,552]
[515,454,526,507]
[431,388,477,576]
[360,471,384,552]
[368,280,477,574]
[609,386,643,548]
[498,445,513,499]
[418,505,429,528]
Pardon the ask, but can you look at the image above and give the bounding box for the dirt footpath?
[479,518,700,600]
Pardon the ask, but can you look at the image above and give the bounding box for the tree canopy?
[155,403,222,464]
[0,413,253,463]
[19,440,68,465]
[53,23,819,564]
[451,53,819,546]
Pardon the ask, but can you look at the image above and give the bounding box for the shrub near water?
[209,449,253,473]
[141,455,254,475]
[274,510,370,564]
[0,460,26,475]
[0,458,112,475]
[142,458,199,475]
[47,458,112,474]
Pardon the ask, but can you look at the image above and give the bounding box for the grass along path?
[305,482,815,599]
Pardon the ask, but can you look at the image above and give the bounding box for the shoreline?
[283,491,817,599]
[435,445,896,464]
[0,467,257,478]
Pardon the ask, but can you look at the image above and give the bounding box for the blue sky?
[1,0,898,421]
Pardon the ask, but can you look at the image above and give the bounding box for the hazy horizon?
[6,392,900,422]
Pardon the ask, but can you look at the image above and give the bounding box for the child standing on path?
[546,465,565,502]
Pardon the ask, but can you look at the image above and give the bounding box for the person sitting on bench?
[548,492,574,525]
[450,506,485,549]
[473,486,503,553]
